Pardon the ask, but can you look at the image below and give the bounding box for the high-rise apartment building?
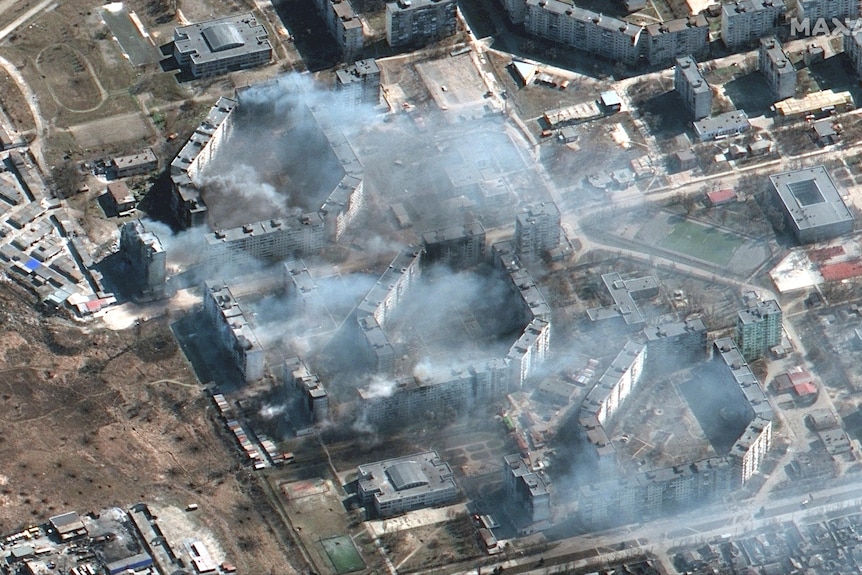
[335,59,381,109]
[721,0,786,49]
[313,0,364,59]
[674,56,711,120]
[758,36,796,101]
[386,0,458,48]
[514,202,561,260]
[119,220,166,299]
[798,0,859,22]
[735,299,783,360]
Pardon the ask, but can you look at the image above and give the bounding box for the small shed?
[105,181,135,215]
[707,188,737,206]
[600,91,622,113]
[673,149,697,171]
[511,61,537,86]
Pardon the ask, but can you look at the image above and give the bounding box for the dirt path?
[0,54,48,171]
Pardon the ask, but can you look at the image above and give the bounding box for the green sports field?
[658,220,744,266]
[321,536,365,574]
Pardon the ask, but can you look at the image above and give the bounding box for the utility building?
[758,37,796,101]
[357,451,458,517]
[173,13,272,78]
[386,0,458,48]
[735,299,783,360]
[770,165,854,243]
[674,56,711,120]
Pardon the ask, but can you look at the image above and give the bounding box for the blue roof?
[24,258,40,271]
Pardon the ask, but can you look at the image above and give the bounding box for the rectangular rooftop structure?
[587,272,658,326]
[357,450,457,517]
[173,13,272,78]
[693,110,751,141]
[770,165,854,243]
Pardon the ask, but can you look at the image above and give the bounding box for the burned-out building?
[503,454,552,524]
[514,202,561,260]
[335,59,381,109]
[421,222,486,270]
[643,318,707,371]
[386,0,458,48]
[118,220,166,299]
[285,357,329,423]
[203,281,265,383]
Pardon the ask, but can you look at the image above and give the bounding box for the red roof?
[821,260,862,281]
[707,189,736,204]
[809,245,845,262]
[787,368,813,386]
[793,382,818,396]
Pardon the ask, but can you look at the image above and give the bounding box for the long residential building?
[313,0,364,59]
[386,0,458,48]
[844,31,862,79]
[205,214,327,270]
[721,0,786,49]
[524,0,708,67]
[797,0,859,22]
[525,0,643,66]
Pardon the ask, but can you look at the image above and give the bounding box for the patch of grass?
[658,219,743,266]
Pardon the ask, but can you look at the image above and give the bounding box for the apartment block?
[507,318,551,388]
[759,37,796,101]
[525,0,643,66]
[643,15,709,67]
[203,281,265,383]
[285,357,329,423]
[674,56,711,120]
[205,214,327,270]
[335,59,381,109]
[798,0,859,22]
[386,0,458,48]
[313,0,364,58]
[503,454,552,523]
[422,222,486,269]
[643,318,707,370]
[845,31,862,78]
[514,202,561,260]
[119,220,166,298]
[735,299,783,360]
[721,0,786,49]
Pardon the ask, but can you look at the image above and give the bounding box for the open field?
[659,219,745,266]
[0,284,294,573]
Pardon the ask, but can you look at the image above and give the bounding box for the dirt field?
[0,284,295,574]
